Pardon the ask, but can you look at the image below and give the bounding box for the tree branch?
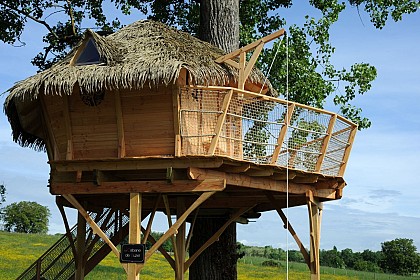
[0,1,59,39]
[65,0,77,36]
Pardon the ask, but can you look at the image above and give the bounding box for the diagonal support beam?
[62,194,128,273]
[141,225,175,270]
[184,206,254,270]
[266,193,310,268]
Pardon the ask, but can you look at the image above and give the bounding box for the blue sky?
[0,3,419,253]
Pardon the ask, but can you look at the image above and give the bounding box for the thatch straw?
[4,19,272,150]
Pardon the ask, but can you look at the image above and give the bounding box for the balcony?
[179,85,357,177]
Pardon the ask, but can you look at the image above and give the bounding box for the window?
[74,38,102,66]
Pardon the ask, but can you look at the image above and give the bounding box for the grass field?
[1,231,419,280]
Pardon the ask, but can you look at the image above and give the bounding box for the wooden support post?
[62,95,73,160]
[338,125,357,176]
[128,193,141,280]
[238,52,246,90]
[271,103,295,164]
[175,197,186,280]
[173,88,182,156]
[208,90,233,155]
[315,115,336,172]
[307,190,322,280]
[75,210,87,280]
[115,90,126,158]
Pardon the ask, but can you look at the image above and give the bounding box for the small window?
[75,38,102,65]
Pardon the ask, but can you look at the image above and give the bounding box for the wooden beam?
[136,191,216,274]
[238,52,246,90]
[307,190,322,280]
[163,194,178,272]
[215,29,285,63]
[188,167,316,195]
[271,103,295,164]
[222,163,251,173]
[338,125,357,176]
[62,95,73,160]
[185,210,198,253]
[76,210,86,280]
[222,59,240,69]
[173,88,182,157]
[246,168,274,177]
[292,175,319,184]
[266,193,310,268]
[208,90,233,155]
[143,195,161,244]
[51,158,225,172]
[243,43,264,81]
[176,197,186,280]
[114,90,126,158]
[62,194,128,273]
[39,95,59,160]
[141,225,175,270]
[128,193,141,280]
[50,179,226,195]
[56,201,78,268]
[270,171,297,181]
[185,206,253,270]
[315,115,336,172]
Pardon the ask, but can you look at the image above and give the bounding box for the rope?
[258,36,283,95]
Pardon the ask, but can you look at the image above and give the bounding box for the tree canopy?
[0,0,418,128]
[381,238,420,276]
[0,184,5,206]
[0,201,51,234]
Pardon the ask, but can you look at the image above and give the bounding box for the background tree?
[0,201,51,234]
[380,238,420,276]
[0,184,5,206]
[320,246,345,268]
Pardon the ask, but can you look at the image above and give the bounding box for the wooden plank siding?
[42,85,176,160]
[120,87,175,157]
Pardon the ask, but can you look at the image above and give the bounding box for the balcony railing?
[179,86,357,177]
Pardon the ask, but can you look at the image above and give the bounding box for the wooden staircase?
[17,208,129,280]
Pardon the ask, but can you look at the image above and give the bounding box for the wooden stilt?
[75,211,86,280]
[128,193,141,280]
[175,197,186,280]
[307,190,322,280]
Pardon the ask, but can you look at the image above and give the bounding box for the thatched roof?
[4,19,272,150]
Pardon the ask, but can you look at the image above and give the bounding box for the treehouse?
[5,20,357,280]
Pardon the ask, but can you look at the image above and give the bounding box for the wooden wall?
[42,85,175,160]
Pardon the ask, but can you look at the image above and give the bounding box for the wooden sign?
[120,244,145,263]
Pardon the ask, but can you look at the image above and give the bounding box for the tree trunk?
[189,218,238,280]
[199,0,240,53]
[189,3,240,280]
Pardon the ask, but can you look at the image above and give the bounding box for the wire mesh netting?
[179,86,356,177]
[18,209,129,280]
